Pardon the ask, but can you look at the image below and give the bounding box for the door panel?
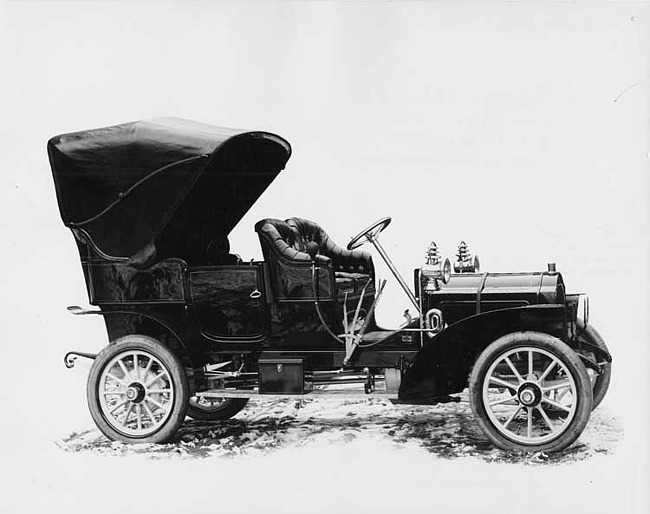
[190,265,267,339]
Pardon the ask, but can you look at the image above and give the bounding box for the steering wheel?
[347,217,392,250]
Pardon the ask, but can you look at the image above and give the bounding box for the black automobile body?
[49,118,612,452]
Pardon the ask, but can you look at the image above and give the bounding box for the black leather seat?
[255,217,375,301]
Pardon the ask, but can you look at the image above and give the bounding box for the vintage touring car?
[48,118,612,452]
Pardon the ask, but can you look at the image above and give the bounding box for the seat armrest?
[329,248,374,276]
[287,250,332,267]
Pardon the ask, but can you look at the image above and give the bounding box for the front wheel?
[469,332,592,453]
[87,335,189,444]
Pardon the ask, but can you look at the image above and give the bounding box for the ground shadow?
[57,398,622,464]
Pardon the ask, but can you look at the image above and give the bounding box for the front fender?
[573,325,612,363]
[398,305,566,403]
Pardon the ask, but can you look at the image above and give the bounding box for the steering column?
[347,217,420,313]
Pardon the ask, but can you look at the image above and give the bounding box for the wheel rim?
[98,349,175,437]
[482,346,578,445]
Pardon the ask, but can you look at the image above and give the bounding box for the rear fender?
[100,308,203,394]
[398,305,566,403]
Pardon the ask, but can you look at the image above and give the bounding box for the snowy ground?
[57,394,622,465]
[2,393,629,514]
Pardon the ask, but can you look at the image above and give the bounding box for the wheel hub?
[125,382,146,403]
[517,382,542,407]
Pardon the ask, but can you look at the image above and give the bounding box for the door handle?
[249,289,262,299]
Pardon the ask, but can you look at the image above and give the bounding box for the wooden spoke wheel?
[469,332,592,453]
[87,335,189,444]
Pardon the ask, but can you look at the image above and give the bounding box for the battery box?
[258,357,312,394]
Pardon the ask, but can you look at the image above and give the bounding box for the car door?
[189,264,267,342]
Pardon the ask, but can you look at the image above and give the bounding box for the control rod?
[366,233,420,313]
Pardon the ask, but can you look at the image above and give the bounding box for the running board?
[196,387,399,400]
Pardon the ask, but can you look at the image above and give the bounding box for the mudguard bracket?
[64,351,98,369]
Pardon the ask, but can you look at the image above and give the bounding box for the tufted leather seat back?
[255,217,375,300]
[255,218,374,274]
[254,218,321,265]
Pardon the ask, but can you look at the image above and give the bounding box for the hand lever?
[306,242,319,262]
[309,241,342,344]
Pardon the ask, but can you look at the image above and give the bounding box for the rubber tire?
[469,331,593,453]
[576,325,611,410]
[186,398,249,421]
[87,335,189,444]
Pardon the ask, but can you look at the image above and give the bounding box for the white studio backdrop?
[0,1,647,513]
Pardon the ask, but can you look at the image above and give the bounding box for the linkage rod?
[367,234,420,312]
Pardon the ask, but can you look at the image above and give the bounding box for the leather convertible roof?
[48,117,291,259]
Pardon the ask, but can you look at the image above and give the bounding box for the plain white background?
[0,1,648,513]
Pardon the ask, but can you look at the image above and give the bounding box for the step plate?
[196,387,399,400]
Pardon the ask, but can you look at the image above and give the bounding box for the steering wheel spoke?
[347,217,392,250]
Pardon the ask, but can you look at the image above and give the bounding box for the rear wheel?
[469,332,592,453]
[186,397,249,421]
[87,335,189,444]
